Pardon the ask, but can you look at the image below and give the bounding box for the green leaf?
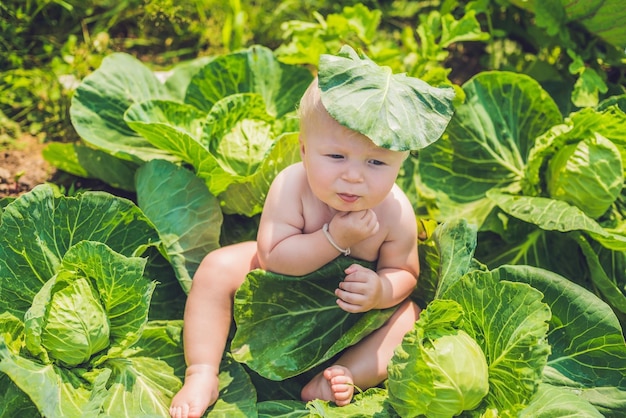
[440,10,490,46]
[578,236,626,316]
[488,192,607,234]
[0,314,37,417]
[0,372,39,418]
[487,192,626,251]
[419,71,562,209]
[307,387,397,417]
[124,98,208,161]
[572,66,609,109]
[101,356,181,417]
[231,257,396,380]
[519,384,603,417]
[42,142,140,192]
[70,52,176,163]
[508,0,626,48]
[0,341,111,417]
[0,185,160,318]
[184,45,312,118]
[432,218,478,298]
[443,268,552,413]
[258,400,309,417]
[136,160,223,294]
[501,264,626,416]
[318,45,455,151]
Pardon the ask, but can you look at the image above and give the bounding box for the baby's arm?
[335,190,419,312]
[257,165,376,276]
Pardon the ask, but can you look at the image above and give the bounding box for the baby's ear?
[299,136,306,159]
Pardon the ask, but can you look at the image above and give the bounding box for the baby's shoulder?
[275,162,305,180]
[272,162,305,186]
[382,184,414,212]
[267,163,308,199]
[377,185,416,226]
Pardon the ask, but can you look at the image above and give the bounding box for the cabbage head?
[39,277,110,367]
[546,132,623,218]
[387,300,489,418]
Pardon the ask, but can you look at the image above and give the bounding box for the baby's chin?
[327,201,372,213]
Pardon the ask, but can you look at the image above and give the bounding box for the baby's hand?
[328,210,379,248]
[335,264,382,313]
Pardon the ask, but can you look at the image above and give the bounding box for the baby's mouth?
[338,193,360,203]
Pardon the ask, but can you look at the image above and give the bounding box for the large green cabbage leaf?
[69,52,176,164]
[519,384,604,418]
[419,71,562,225]
[501,265,626,415]
[184,45,312,118]
[318,45,455,151]
[42,141,140,192]
[231,257,396,380]
[136,159,223,293]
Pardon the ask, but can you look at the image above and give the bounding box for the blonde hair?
[298,77,362,141]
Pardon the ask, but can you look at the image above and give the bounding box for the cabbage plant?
[412,219,626,417]
[45,45,312,217]
[245,220,626,417]
[0,185,256,417]
[545,132,623,218]
[418,71,626,329]
[388,300,489,418]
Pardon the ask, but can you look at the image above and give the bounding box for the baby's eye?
[327,154,344,159]
[368,159,385,166]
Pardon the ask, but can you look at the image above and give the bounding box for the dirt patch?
[0,134,126,199]
[0,135,55,197]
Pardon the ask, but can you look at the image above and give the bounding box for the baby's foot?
[169,365,219,418]
[301,365,355,407]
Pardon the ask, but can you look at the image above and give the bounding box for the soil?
[0,135,55,198]
[0,134,117,199]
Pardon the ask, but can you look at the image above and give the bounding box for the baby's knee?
[192,243,257,289]
[389,299,421,330]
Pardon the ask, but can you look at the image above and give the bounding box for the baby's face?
[300,116,406,212]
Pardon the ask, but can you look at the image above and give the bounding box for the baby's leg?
[170,241,259,418]
[301,299,419,406]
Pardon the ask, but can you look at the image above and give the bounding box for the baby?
[170,49,453,418]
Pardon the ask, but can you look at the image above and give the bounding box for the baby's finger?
[344,263,370,277]
[338,280,366,295]
[336,297,364,313]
